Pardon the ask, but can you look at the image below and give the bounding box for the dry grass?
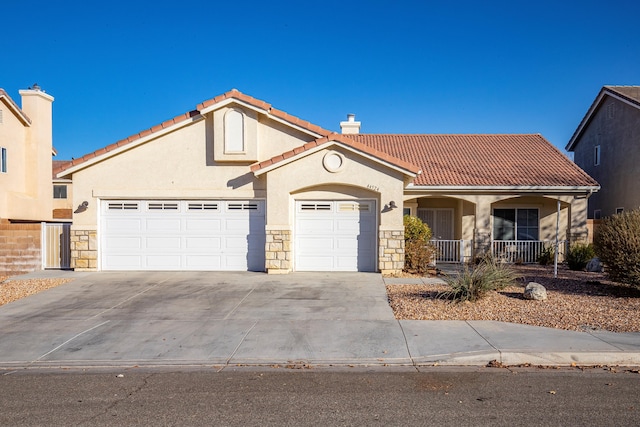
[0,276,72,306]
[387,265,640,333]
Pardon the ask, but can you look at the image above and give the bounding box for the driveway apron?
[0,272,412,367]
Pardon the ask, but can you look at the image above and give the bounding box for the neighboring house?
[57,90,598,273]
[52,159,73,220]
[566,85,640,219]
[0,85,65,274]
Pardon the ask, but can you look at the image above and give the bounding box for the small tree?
[595,209,640,288]
[403,215,435,274]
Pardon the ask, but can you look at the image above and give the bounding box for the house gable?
[58,89,332,178]
[566,86,640,152]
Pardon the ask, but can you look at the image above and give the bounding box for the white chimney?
[340,113,361,134]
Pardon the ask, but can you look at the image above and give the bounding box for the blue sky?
[2,0,639,160]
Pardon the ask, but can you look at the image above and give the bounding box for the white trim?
[0,95,31,126]
[19,89,55,102]
[57,114,206,178]
[253,140,419,178]
[405,184,599,193]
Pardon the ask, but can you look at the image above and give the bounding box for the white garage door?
[295,200,377,272]
[101,200,265,271]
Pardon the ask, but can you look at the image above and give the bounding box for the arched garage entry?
[292,185,378,272]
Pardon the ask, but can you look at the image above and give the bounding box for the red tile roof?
[250,133,421,175]
[348,134,598,187]
[52,160,73,179]
[57,89,332,175]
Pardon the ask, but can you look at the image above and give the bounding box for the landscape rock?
[524,282,547,301]
[586,257,604,273]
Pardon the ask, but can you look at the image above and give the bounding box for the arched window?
[224,109,245,153]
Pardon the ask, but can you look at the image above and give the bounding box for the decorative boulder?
[524,282,547,301]
[586,257,604,273]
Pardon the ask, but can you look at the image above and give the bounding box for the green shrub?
[403,215,436,274]
[537,244,555,265]
[439,255,519,302]
[595,209,640,288]
[566,243,596,271]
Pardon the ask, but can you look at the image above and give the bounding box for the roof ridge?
[58,89,334,175]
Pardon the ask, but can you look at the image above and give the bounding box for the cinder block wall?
[0,219,42,275]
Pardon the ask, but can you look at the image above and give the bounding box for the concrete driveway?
[2,271,640,369]
[0,272,411,368]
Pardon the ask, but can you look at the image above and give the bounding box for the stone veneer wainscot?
[265,229,291,274]
[379,229,404,274]
[70,229,97,270]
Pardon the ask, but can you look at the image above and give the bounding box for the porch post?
[474,198,492,258]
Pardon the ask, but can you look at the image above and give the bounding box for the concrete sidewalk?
[0,271,639,369]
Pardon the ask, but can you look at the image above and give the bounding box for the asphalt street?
[1,367,639,426]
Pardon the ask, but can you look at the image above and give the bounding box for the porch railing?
[431,239,474,264]
[492,240,568,264]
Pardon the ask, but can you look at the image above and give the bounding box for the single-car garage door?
[295,200,377,272]
[101,200,265,271]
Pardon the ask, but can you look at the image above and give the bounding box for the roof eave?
[58,114,205,178]
[406,185,600,194]
[566,87,640,151]
[0,90,31,126]
[253,140,420,178]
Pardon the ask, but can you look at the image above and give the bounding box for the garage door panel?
[224,218,252,232]
[146,218,182,232]
[104,255,142,269]
[104,218,142,232]
[298,218,335,232]
[104,236,142,250]
[185,255,222,269]
[185,236,221,250]
[101,200,265,271]
[185,219,222,232]
[145,255,182,268]
[297,237,335,252]
[336,256,358,269]
[224,236,251,250]
[298,255,335,270]
[145,236,182,250]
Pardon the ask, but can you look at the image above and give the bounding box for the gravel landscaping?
[0,276,72,306]
[387,265,640,333]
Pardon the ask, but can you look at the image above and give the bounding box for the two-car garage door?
[101,200,265,271]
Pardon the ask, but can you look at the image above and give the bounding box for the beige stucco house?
[57,90,599,273]
[566,85,640,219]
[0,85,72,273]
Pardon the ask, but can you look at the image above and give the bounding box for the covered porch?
[403,193,589,264]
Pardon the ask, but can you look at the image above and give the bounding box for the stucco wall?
[71,106,323,230]
[264,147,405,229]
[0,90,54,222]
